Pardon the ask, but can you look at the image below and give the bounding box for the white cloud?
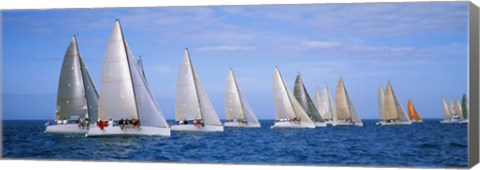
[196,45,255,52]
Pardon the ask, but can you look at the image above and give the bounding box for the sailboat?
[440,97,461,123]
[376,81,411,125]
[293,74,326,127]
[334,76,363,126]
[407,99,422,123]
[314,84,337,125]
[224,68,261,128]
[271,67,315,128]
[171,49,224,132]
[461,94,469,123]
[45,35,99,134]
[455,98,466,123]
[86,20,170,137]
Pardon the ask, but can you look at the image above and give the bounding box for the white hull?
[461,120,469,123]
[376,121,412,126]
[324,120,336,125]
[314,122,327,127]
[270,121,315,129]
[170,124,224,132]
[332,121,363,127]
[411,120,423,123]
[86,126,170,137]
[45,124,88,134]
[440,120,463,124]
[224,122,261,128]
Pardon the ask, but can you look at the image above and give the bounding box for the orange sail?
[407,99,422,122]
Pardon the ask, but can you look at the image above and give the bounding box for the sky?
[2,2,469,120]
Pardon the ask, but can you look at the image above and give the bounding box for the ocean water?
[2,119,467,168]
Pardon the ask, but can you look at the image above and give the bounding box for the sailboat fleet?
[44,19,468,136]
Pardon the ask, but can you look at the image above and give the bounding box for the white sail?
[449,100,456,117]
[99,20,168,129]
[335,76,362,125]
[383,81,399,120]
[455,98,464,120]
[272,67,314,124]
[328,89,337,121]
[441,97,452,120]
[78,55,99,123]
[126,47,169,128]
[225,69,245,120]
[225,68,260,126]
[176,49,221,126]
[293,74,324,122]
[442,97,452,120]
[239,91,260,126]
[383,81,410,122]
[377,84,385,120]
[176,49,202,121]
[56,36,88,120]
[320,84,335,120]
[99,21,138,120]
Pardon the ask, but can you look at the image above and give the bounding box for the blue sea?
[2,119,467,168]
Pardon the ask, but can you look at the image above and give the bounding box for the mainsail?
[378,84,385,120]
[407,99,422,121]
[272,67,313,123]
[56,36,96,121]
[225,68,260,125]
[99,20,168,128]
[293,74,324,122]
[335,77,362,125]
[383,81,409,122]
[176,49,222,126]
[455,98,464,120]
[314,85,336,121]
[441,97,452,120]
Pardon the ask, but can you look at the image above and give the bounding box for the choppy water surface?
[2,119,467,168]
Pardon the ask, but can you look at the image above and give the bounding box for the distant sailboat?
[293,74,326,127]
[334,76,362,126]
[86,20,170,137]
[314,84,337,125]
[271,67,315,128]
[224,68,261,128]
[407,99,422,123]
[376,81,411,125]
[440,97,461,124]
[45,35,99,134]
[377,84,385,122]
[171,49,224,132]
